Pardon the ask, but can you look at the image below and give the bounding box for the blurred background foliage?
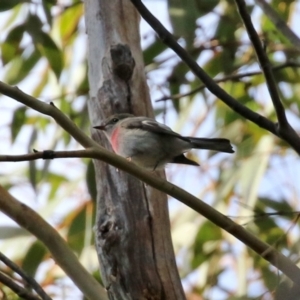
[1,0,300,299]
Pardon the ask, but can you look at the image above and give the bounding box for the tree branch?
[234,0,288,129]
[0,271,41,300]
[0,252,51,300]
[1,81,300,285]
[129,1,277,132]
[254,0,300,51]
[2,146,300,285]
[234,0,300,154]
[0,150,93,162]
[0,83,97,150]
[0,186,108,300]
[155,61,300,102]
[129,0,300,155]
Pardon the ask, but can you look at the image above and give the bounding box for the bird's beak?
[93,125,106,130]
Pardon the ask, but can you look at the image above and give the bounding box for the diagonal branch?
[0,83,97,150]
[2,147,300,285]
[129,1,276,132]
[1,82,300,285]
[0,186,108,300]
[0,271,41,300]
[234,0,288,129]
[254,0,300,51]
[128,0,300,155]
[0,252,51,300]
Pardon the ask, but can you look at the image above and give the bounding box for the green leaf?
[47,173,68,199]
[1,24,25,65]
[5,49,41,85]
[59,2,83,44]
[32,68,49,97]
[42,0,53,27]
[143,38,168,66]
[35,32,63,79]
[86,160,97,202]
[259,197,294,217]
[11,106,26,142]
[195,0,219,15]
[28,129,38,191]
[191,221,222,268]
[26,15,63,78]
[22,241,47,277]
[168,0,198,48]
[77,70,89,96]
[0,0,23,12]
[67,202,95,254]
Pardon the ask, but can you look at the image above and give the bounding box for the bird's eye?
[112,118,119,123]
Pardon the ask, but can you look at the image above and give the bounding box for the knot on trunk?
[111,44,135,81]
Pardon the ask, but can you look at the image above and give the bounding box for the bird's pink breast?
[111,127,120,153]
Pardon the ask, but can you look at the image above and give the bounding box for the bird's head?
[93,113,133,137]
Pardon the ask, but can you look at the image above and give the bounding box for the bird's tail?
[189,137,234,153]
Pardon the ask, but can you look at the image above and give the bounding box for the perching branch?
[1,81,300,285]
[254,0,300,51]
[0,186,108,300]
[129,0,300,155]
[0,271,41,300]
[0,149,94,162]
[0,252,51,300]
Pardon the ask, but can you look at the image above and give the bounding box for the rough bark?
[84,0,185,299]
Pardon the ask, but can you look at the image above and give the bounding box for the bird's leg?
[126,157,132,162]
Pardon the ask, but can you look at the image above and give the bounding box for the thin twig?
[0,272,41,300]
[0,252,52,300]
[234,0,288,129]
[1,82,300,284]
[0,150,91,162]
[255,0,300,51]
[156,61,300,102]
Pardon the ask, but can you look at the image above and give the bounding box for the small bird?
[94,113,234,170]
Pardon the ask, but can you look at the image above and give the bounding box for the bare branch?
[0,82,97,149]
[234,0,300,153]
[1,82,300,284]
[0,186,108,300]
[0,272,41,300]
[128,0,300,154]
[128,1,300,155]
[156,61,300,102]
[0,252,51,300]
[0,150,92,162]
[255,0,300,51]
[129,2,277,131]
[234,0,288,129]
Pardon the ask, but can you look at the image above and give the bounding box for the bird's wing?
[125,118,190,142]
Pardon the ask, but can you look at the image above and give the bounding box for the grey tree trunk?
[84,0,185,299]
